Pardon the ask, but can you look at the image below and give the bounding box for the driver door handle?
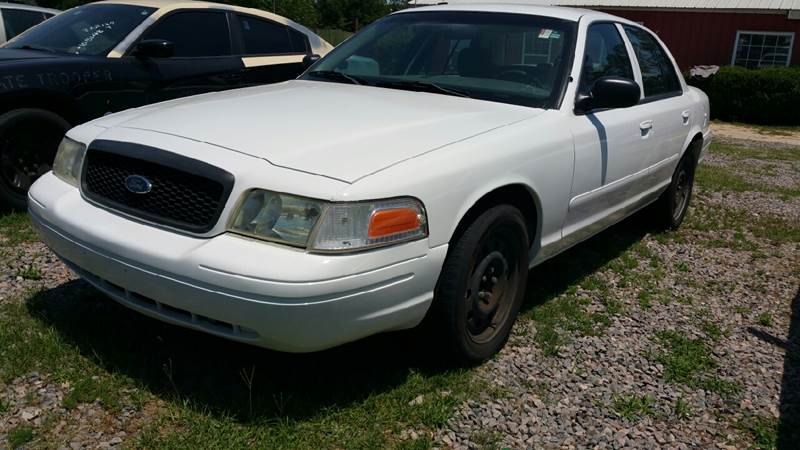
[640,120,654,139]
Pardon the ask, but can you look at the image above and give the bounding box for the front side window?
[305,11,577,109]
[237,15,305,55]
[142,11,231,57]
[624,26,682,98]
[4,4,155,55]
[733,31,794,68]
[579,23,634,94]
[2,9,47,40]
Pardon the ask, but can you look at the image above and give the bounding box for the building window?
[732,31,794,68]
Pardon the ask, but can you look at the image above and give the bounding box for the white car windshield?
[306,11,577,109]
[5,4,156,56]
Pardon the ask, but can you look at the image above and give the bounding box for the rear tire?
[653,144,698,230]
[431,205,529,364]
[0,108,71,210]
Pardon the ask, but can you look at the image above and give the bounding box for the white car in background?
[0,2,58,44]
[29,3,711,363]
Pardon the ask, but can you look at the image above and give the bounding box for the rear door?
[136,10,244,103]
[622,25,693,190]
[231,13,309,86]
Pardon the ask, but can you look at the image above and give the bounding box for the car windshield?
[304,11,576,109]
[4,4,156,56]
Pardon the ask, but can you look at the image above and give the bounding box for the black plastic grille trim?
[81,140,234,233]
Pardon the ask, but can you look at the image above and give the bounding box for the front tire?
[653,145,697,230]
[0,108,71,209]
[432,205,529,364]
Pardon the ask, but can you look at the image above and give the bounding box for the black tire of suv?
[431,205,529,365]
[0,108,71,210]
[653,142,699,230]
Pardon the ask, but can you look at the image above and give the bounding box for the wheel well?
[689,132,703,163]
[0,92,78,125]
[451,184,539,247]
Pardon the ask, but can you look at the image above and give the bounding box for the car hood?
[0,48,62,62]
[91,80,542,183]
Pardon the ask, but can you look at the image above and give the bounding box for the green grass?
[0,287,481,449]
[528,295,609,357]
[673,396,692,420]
[734,415,779,450]
[610,394,656,421]
[63,377,123,412]
[708,140,800,162]
[687,200,800,244]
[8,425,35,447]
[699,320,728,341]
[757,312,773,327]
[695,164,800,199]
[0,212,38,248]
[15,265,43,281]
[651,330,741,399]
[0,398,9,413]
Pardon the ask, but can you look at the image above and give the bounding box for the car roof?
[95,0,284,19]
[0,2,60,14]
[395,2,628,23]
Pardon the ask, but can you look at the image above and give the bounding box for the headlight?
[228,190,428,253]
[52,137,87,187]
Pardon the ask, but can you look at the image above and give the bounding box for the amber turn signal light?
[368,208,421,238]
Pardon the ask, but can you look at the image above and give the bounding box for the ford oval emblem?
[124,175,153,194]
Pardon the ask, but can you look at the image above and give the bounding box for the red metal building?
[414,0,800,69]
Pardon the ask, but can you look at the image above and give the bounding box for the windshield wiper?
[307,70,366,86]
[373,79,472,99]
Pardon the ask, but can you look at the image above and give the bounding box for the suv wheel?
[432,205,529,364]
[0,108,70,209]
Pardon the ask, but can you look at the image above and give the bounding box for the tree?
[317,0,394,31]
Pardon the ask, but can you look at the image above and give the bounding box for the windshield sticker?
[76,21,116,53]
[538,28,553,39]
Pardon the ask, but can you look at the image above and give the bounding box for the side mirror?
[132,39,174,59]
[302,54,321,68]
[575,76,641,114]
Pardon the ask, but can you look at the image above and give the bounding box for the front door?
[564,22,655,238]
[135,10,243,103]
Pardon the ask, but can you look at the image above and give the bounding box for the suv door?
[564,22,653,238]
[232,13,309,86]
[622,25,692,191]
[135,10,243,103]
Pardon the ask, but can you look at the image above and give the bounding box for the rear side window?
[237,15,306,55]
[2,8,48,40]
[143,11,231,57]
[623,26,682,98]
[579,23,634,94]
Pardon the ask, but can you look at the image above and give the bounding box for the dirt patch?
[713,122,800,147]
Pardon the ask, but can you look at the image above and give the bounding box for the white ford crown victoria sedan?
[28,4,710,363]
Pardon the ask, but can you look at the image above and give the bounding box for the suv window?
[579,23,634,94]
[623,26,681,98]
[3,8,47,40]
[237,14,305,55]
[143,11,231,57]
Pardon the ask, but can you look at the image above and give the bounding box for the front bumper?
[29,172,447,352]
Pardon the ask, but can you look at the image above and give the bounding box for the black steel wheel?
[431,204,529,364]
[0,108,70,209]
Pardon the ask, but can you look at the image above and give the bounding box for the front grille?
[82,140,234,233]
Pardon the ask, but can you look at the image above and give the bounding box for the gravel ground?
[0,135,797,449]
